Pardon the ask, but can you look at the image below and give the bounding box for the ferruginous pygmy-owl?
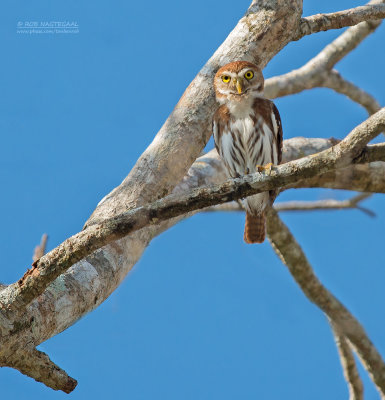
[212,61,283,244]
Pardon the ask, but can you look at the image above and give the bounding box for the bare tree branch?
[32,234,48,264]
[321,70,381,115]
[359,142,385,163]
[275,193,374,216]
[204,193,375,217]
[266,208,385,398]
[331,322,364,400]
[1,137,383,379]
[1,140,384,393]
[265,0,384,107]
[1,348,77,394]
[1,0,385,392]
[85,0,303,228]
[0,137,374,344]
[288,147,385,193]
[0,146,229,392]
[1,109,384,322]
[296,3,385,39]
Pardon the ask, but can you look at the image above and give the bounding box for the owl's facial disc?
[214,62,264,103]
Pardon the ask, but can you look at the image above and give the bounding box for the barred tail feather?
[244,212,266,244]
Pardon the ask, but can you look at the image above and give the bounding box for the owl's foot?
[256,163,274,175]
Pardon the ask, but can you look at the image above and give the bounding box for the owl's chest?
[219,113,274,176]
[219,115,256,172]
[229,116,256,146]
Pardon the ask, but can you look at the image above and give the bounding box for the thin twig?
[32,234,48,264]
[203,192,375,217]
[266,208,385,397]
[331,321,364,400]
[275,193,375,216]
[322,70,381,115]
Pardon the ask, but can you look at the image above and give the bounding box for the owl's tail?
[244,212,265,244]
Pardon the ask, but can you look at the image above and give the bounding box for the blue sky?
[1,0,385,399]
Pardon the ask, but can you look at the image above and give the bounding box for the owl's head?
[213,61,264,104]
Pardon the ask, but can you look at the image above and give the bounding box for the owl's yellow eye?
[244,71,254,80]
[221,75,231,83]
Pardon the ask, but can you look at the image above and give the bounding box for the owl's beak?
[235,78,243,94]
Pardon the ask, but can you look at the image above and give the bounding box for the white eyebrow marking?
[238,68,254,76]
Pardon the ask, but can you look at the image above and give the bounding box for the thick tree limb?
[0,147,229,392]
[0,0,304,330]
[1,109,384,322]
[331,322,364,400]
[296,3,385,39]
[288,143,385,193]
[266,208,385,398]
[359,142,385,163]
[85,0,303,227]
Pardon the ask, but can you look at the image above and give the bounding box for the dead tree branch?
[275,193,374,215]
[321,70,381,115]
[1,0,385,393]
[1,348,77,394]
[1,136,381,354]
[32,234,48,264]
[2,109,384,323]
[331,322,364,400]
[1,138,384,393]
[265,0,384,114]
[85,0,303,227]
[0,146,229,393]
[296,3,385,39]
[204,193,375,217]
[266,208,385,398]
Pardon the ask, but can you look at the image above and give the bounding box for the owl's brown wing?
[212,105,226,155]
[212,105,241,178]
[272,102,283,165]
[269,102,283,205]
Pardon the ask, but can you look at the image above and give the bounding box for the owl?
[212,61,283,243]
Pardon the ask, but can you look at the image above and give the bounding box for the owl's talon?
[256,163,274,175]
